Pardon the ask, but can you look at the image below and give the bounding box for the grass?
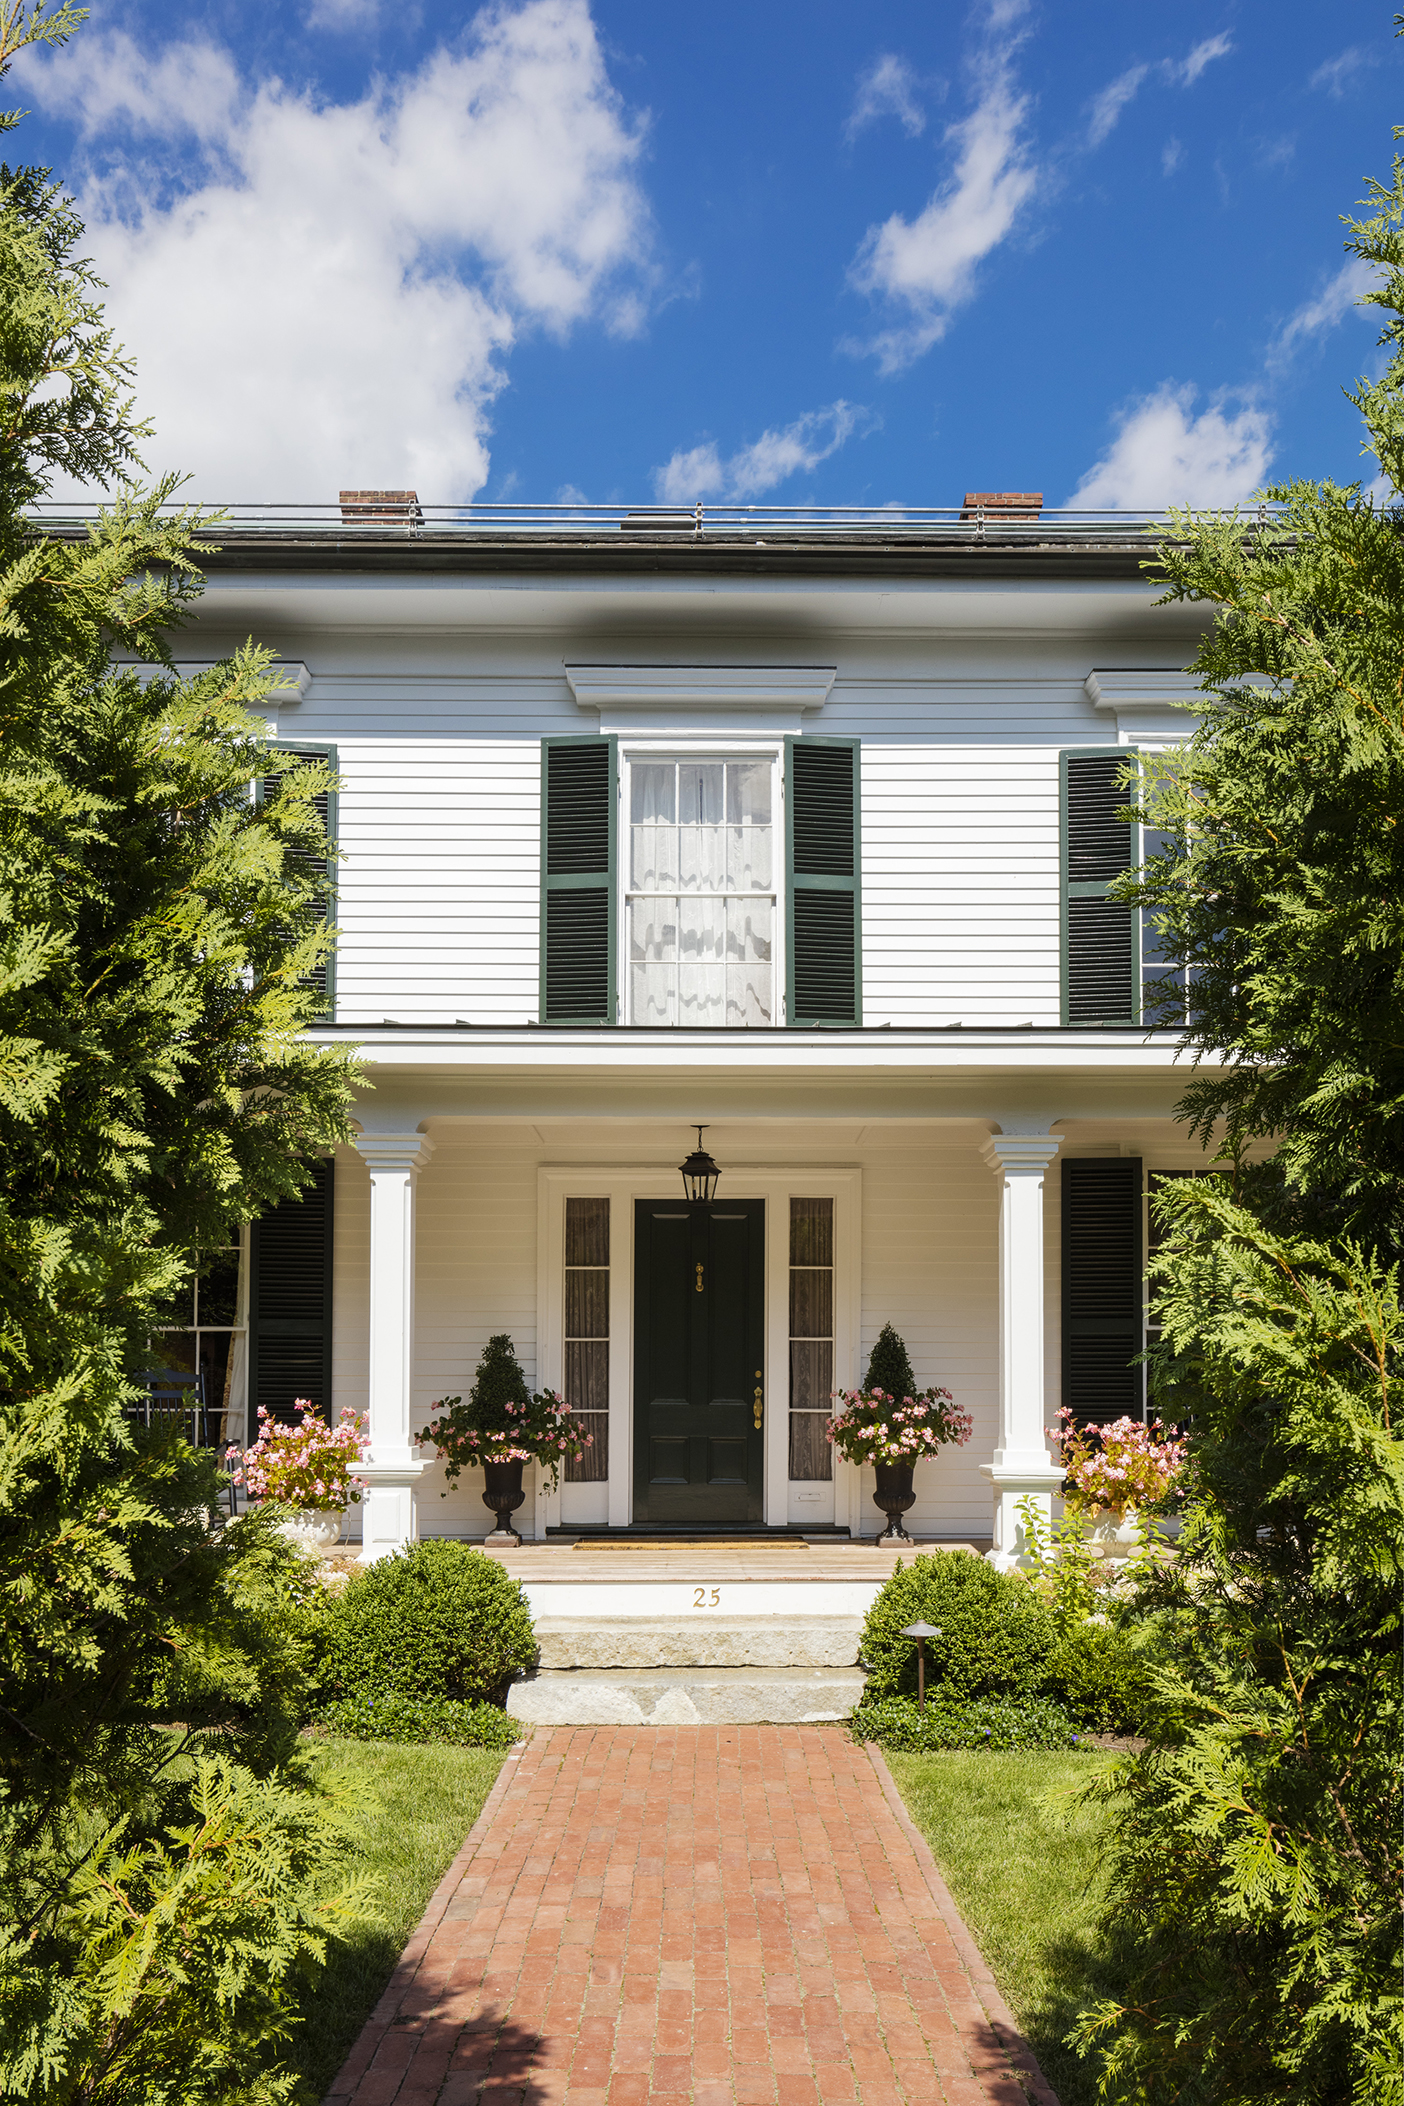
[286,1738,508,2101]
[885,1749,1125,2106]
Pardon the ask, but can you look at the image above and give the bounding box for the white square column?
[979,1134,1065,1570]
[353,1132,434,1561]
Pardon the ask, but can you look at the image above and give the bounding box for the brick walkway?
[326,1727,1057,2106]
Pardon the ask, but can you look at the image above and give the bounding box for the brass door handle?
[695,1263,704,1293]
[753,1384,763,1430]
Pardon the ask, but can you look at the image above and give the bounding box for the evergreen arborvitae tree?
[864,1323,917,1399]
[1071,147,1404,2105]
[469,1333,532,1427]
[0,7,371,2097]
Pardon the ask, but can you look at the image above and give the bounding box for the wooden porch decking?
[480,1536,991,1583]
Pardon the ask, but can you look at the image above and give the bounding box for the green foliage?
[1124,157,1404,1259]
[1047,1627,1153,1738]
[0,1755,377,2106]
[851,1694,1090,1752]
[1069,1183,1404,2103]
[317,1540,537,1704]
[859,1551,1060,1702]
[0,11,369,2096]
[863,1321,917,1398]
[470,1333,531,1416]
[315,1694,523,1750]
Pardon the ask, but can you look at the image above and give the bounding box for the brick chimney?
[960,491,1042,519]
[339,488,422,523]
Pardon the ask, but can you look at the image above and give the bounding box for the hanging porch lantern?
[679,1124,721,1205]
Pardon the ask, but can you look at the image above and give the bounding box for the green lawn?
[287,1739,508,2101]
[885,1749,1124,2106]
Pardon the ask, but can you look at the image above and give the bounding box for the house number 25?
[693,1587,720,1607]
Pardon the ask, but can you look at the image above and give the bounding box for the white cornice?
[564,662,836,711]
[119,658,311,704]
[1085,667,1201,745]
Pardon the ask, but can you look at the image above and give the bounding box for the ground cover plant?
[285,1740,508,2101]
[315,1694,522,1750]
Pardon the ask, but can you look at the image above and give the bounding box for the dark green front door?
[633,1199,765,1525]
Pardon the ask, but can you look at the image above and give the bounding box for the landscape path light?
[900,1621,942,1716]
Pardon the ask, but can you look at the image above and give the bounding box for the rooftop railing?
[25,499,1292,540]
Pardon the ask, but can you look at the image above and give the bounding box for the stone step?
[506,1665,866,1727]
[533,1616,862,1670]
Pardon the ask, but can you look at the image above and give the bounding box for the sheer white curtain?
[628,757,774,1026]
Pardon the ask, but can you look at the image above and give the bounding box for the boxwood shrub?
[316,1539,536,1703]
[860,1551,1060,1701]
[1047,1622,1156,1735]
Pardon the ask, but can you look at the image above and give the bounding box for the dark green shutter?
[260,743,337,1021]
[1061,749,1139,1026]
[540,736,617,1024]
[1061,1157,1143,1426]
[785,738,861,1026]
[250,1159,334,1421]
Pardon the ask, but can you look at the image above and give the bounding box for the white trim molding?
[565,662,835,740]
[121,659,312,704]
[1084,667,1201,747]
[979,1133,1064,1570]
[352,1132,435,1560]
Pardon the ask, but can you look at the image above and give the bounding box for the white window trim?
[616,740,787,1028]
[534,1165,862,1535]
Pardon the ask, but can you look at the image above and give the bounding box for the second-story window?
[626,754,776,1026]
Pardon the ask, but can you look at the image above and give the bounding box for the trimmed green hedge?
[1049,1624,1155,1735]
[316,1693,523,1748]
[316,1540,536,1703]
[851,1695,1092,1752]
[860,1552,1060,1701]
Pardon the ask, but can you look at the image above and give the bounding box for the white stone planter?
[1077,1506,1142,1561]
[273,1508,345,1553]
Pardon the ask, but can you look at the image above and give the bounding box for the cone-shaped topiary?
[864,1322,917,1399]
[470,1333,531,1427]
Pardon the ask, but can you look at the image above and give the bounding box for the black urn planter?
[873,1460,916,1543]
[482,1459,527,1544]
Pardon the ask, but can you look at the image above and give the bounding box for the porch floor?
[481,1538,991,1585]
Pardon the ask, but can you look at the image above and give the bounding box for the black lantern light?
[679,1124,721,1205]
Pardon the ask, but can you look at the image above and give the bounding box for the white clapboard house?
[119,492,1220,1566]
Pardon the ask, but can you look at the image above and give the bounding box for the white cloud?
[1310,46,1371,97]
[652,402,873,504]
[1271,258,1376,363]
[306,0,379,27]
[1162,135,1183,176]
[1174,33,1232,85]
[1085,64,1148,148]
[16,0,652,501]
[845,53,929,141]
[846,43,1036,374]
[1067,385,1272,509]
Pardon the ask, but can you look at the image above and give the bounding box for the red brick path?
[326,1727,1057,2106]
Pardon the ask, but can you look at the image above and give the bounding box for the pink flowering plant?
[227,1402,370,1509]
[418,1331,591,1495]
[1048,1404,1188,1515]
[827,1386,974,1467]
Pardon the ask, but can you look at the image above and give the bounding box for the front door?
[633,1199,765,1525]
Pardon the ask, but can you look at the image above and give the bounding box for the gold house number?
[692,1587,721,1608]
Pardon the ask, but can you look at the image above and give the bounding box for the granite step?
[533,1615,863,1670]
[506,1665,866,1727]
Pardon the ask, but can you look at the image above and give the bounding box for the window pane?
[566,1411,609,1481]
[727,761,771,826]
[197,1249,240,1326]
[631,761,675,825]
[566,1269,609,1339]
[630,899,677,1026]
[789,1413,833,1481]
[565,1197,609,1267]
[679,762,723,825]
[151,1278,195,1329]
[789,1339,833,1414]
[564,1338,609,1412]
[726,898,772,1025]
[790,1197,834,1266]
[789,1268,833,1339]
[678,897,726,1025]
[149,1332,198,1376]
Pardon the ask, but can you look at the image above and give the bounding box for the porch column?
[353,1132,434,1561]
[979,1134,1065,1570]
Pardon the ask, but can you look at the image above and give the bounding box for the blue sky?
[12,0,1403,507]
